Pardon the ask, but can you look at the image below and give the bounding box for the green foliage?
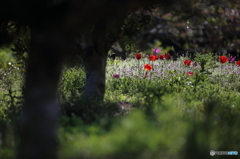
[0,62,23,121]
[0,62,23,158]
[194,52,217,74]
[0,48,15,68]
[58,66,85,102]
[58,91,240,159]
[1,22,30,70]
[1,53,240,158]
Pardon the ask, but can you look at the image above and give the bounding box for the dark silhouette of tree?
[0,0,211,158]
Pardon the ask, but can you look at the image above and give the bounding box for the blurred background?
[0,0,240,159]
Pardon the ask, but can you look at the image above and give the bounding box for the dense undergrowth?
[1,52,240,159]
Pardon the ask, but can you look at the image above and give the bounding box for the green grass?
[1,53,240,159]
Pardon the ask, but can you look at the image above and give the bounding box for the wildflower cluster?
[113,52,240,79]
[218,55,240,66]
[147,53,171,61]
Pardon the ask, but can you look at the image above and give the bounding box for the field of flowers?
[1,50,240,159]
[57,51,240,159]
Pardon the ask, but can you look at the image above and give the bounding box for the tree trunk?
[80,30,108,101]
[80,25,118,102]
[83,50,107,101]
[17,28,67,159]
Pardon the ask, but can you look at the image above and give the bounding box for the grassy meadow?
[1,51,240,159]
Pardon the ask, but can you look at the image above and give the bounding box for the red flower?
[187,72,194,76]
[149,54,157,61]
[159,54,165,59]
[165,53,171,60]
[219,56,228,63]
[236,61,240,66]
[135,53,141,60]
[144,64,153,71]
[184,60,192,66]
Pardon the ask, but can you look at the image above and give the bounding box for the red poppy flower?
[184,60,192,66]
[135,53,141,60]
[165,53,171,60]
[236,61,240,66]
[144,64,153,71]
[159,54,165,59]
[187,72,194,76]
[219,56,228,63]
[149,54,157,61]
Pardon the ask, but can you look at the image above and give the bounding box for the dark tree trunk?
[80,18,123,102]
[17,28,67,159]
[80,30,109,102]
[82,51,108,101]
